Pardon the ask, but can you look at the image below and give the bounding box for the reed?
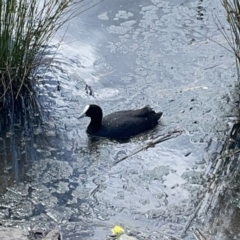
[0,0,81,106]
[222,0,240,79]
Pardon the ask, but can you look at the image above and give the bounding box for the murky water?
[0,0,239,239]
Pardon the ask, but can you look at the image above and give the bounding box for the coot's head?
[79,104,103,120]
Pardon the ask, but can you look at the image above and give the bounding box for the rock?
[119,234,138,240]
[41,230,61,240]
[0,227,61,240]
[0,226,29,240]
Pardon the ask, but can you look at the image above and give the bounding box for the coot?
[79,104,162,139]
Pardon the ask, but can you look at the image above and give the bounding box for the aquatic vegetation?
[0,0,82,107]
[222,0,240,79]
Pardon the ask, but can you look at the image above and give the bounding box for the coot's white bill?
[78,105,90,119]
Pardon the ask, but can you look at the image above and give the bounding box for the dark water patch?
[0,100,43,194]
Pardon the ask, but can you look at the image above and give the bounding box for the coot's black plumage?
[79,104,162,139]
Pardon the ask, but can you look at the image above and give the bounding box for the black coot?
[79,104,162,139]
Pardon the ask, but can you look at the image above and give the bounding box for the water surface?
[0,0,238,239]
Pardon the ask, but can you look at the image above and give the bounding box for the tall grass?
[222,0,240,79]
[0,0,82,105]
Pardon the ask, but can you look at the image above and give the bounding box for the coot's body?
[79,104,162,140]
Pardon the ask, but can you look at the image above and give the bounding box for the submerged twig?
[181,193,206,237]
[193,228,208,240]
[113,130,184,165]
[182,121,240,236]
[182,149,240,235]
[153,230,184,240]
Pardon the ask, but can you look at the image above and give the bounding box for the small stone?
[119,234,138,240]
[42,230,61,240]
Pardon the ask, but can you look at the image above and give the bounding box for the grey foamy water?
[0,0,239,239]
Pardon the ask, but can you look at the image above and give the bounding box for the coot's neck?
[87,105,103,132]
[89,117,102,132]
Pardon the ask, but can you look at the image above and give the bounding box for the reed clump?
[222,0,240,79]
[0,0,81,107]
